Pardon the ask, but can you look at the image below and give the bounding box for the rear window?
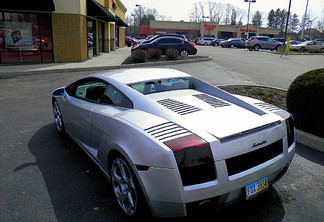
[128,78,194,95]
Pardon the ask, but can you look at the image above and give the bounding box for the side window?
[102,85,133,108]
[156,38,169,44]
[169,38,182,43]
[66,78,107,102]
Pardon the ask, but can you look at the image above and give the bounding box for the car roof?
[252,36,270,38]
[93,68,191,85]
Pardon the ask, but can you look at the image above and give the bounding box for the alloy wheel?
[111,158,137,216]
[180,50,189,57]
[53,101,64,132]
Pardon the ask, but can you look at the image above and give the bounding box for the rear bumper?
[138,140,295,218]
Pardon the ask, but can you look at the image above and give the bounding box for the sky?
[122,0,324,24]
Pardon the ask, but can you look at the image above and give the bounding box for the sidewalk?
[0,46,131,78]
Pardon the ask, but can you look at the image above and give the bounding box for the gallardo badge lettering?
[252,140,267,148]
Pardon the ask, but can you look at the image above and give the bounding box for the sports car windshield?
[129,78,193,95]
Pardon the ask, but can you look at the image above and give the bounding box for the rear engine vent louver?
[255,102,281,112]
[193,94,230,108]
[145,122,192,142]
[157,98,201,115]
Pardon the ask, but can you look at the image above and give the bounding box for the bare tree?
[236,8,247,25]
[316,8,324,30]
[189,2,203,22]
[223,3,233,25]
[211,2,224,23]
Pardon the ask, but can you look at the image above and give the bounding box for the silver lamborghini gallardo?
[52,68,295,218]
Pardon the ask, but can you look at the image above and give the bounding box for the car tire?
[180,49,189,57]
[248,47,253,51]
[321,48,324,52]
[52,100,65,133]
[230,44,234,48]
[204,42,208,46]
[111,156,146,218]
[253,45,260,51]
[275,45,281,51]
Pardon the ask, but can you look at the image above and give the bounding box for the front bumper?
[189,48,198,55]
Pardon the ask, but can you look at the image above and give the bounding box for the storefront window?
[87,19,96,58]
[0,11,53,64]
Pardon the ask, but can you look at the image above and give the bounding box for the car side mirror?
[52,87,64,96]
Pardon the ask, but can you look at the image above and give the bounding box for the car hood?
[118,89,282,141]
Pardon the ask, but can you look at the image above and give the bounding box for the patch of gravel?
[218,85,287,111]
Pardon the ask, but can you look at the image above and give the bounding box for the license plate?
[246,177,269,200]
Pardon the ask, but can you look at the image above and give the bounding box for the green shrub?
[165,48,179,60]
[131,49,148,63]
[147,48,162,60]
[286,68,324,138]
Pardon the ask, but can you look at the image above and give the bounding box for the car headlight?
[285,115,295,148]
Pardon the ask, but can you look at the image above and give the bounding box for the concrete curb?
[219,84,324,153]
[0,57,212,79]
[268,51,324,56]
[296,129,324,153]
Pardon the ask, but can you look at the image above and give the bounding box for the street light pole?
[301,0,309,40]
[202,16,209,37]
[136,4,142,38]
[245,0,256,39]
[131,13,135,36]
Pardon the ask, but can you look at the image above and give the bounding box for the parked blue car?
[211,39,224,46]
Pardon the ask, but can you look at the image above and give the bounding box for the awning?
[1,0,55,12]
[87,0,115,22]
[115,15,129,27]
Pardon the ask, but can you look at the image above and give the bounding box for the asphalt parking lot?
[173,45,324,90]
[0,48,323,221]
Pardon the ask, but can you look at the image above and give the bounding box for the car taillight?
[251,40,255,43]
[164,134,216,186]
[226,41,229,43]
[164,135,205,151]
[286,115,295,148]
[191,43,196,47]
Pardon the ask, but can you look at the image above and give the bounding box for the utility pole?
[283,0,292,43]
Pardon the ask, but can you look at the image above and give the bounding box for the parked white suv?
[197,37,216,46]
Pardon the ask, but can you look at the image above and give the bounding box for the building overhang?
[87,0,115,22]
[1,0,55,12]
[115,15,128,27]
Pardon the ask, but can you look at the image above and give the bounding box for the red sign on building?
[204,24,217,31]
[240,28,257,33]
